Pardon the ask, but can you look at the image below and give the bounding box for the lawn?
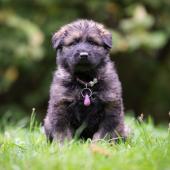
[0,114,170,170]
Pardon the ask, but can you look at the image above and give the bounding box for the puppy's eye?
[67,38,80,46]
[88,40,99,46]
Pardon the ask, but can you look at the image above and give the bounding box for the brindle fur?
[44,19,127,143]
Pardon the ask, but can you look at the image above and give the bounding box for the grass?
[0,113,170,170]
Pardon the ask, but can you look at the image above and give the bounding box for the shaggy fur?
[44,19,126,143]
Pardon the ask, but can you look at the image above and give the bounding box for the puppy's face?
[52,20,112,74]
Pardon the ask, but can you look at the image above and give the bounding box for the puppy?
[44,19,127,143]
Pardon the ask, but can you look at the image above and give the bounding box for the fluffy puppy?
[44,19,127,143]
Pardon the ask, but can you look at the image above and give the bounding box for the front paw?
[92,129,123,142]
[53,130,72,144]
[92,132,102,142]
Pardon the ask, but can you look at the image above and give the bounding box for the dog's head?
[52,20,112,75]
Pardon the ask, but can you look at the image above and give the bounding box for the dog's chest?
[64,80,106,127]
[67,93,105,129]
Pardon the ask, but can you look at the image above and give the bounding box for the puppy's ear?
[52,27,67,50]
[52,32,63,50]
[102,32,112,49]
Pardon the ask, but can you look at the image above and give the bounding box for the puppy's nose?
[79,52,88,59]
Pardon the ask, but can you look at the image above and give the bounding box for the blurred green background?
[0,0,170,124]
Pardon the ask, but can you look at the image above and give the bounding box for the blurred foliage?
[0,0,170,123]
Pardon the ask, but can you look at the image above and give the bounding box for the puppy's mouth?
[75,53,94,72]
[74,62,96,82]
[75,61,92,71]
